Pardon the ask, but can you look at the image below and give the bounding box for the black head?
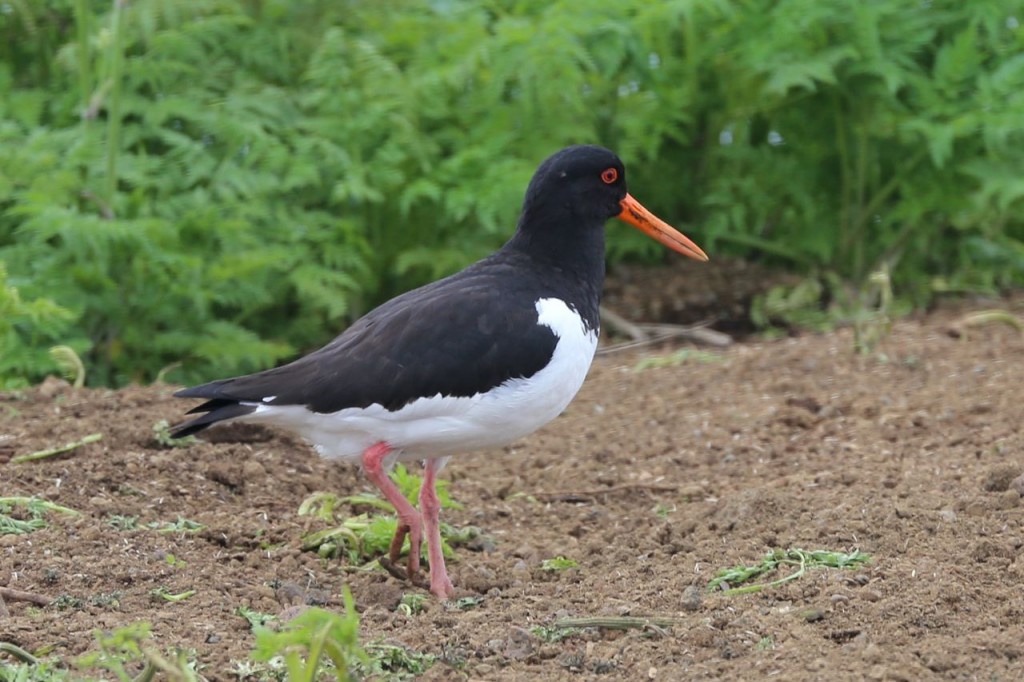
[511,145,708,265]
[519,145,627,228]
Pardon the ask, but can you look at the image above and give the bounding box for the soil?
[3,288,1024,681]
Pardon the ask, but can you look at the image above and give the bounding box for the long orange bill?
[617,193,709,262]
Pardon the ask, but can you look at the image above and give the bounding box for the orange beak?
[617,193,708,262]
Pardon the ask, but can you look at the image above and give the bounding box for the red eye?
[601,167,618,184]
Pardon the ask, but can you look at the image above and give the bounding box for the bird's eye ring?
[601,168,618,184]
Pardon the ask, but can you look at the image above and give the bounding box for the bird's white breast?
[244,298,598,462]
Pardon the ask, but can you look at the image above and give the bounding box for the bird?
[171,145,707,599]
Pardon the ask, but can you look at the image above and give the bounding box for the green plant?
[11,433,102,464]
[396,593,427,617]
[105,514,140,531]
[2,0,1022,387]
[152,419,199,448]
[0,497,80,535]
[149,587,196,603]
[708,548,871,595]
[540,556,580,572]
[146,517,205,534]
[76,622,200,682]
[251,589,367,682]
[633,349,726,372]
[237,605,277,631]
[298,464,476,564]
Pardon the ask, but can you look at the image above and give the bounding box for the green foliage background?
[2,0,1022,387]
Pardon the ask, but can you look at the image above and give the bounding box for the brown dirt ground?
[3,294,1024,681]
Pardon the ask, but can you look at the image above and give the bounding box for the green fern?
[1,0,1022,388]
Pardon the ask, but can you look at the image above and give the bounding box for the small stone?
[997,489,1020,509]
[859,589,882,602]
[1010,473,1024,497]
[830,593,850,605]
[680,585,703,612]
[982,465,1021,492]
[475,664,494,675]
[242,460,266,480]
[798,608,826,622]
[938,509,957,523]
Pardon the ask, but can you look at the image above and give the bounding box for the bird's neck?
[504,214,606,304]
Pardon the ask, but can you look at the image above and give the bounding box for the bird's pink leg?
[420,457,454,599]
[361,442,422,578]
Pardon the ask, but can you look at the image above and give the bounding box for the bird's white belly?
[243,298,598,462]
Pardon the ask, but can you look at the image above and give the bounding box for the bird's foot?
[379,556,431,591]
[429,571,455,600]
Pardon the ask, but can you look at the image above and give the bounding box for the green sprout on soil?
[530,625,578,643]
[106,514,140,531]
[853,267,895,356]
[10,433,102,463]
[49,345,86,388]
[302,465,462,520]
[633,349,726,372]
[149,587,196,603]
[237,605,277,631]
[540,556,579,572]
[360,642,435,679]
[449,596,484,611]
[708,548,871,596]
[152,419,199,448]
[396,593,427,616]
[0,643,71,682]
[298,466,482,566]
[76,622,200,682]
[0,497,80,535]
[252,588,367,682]
[146,517,205,533]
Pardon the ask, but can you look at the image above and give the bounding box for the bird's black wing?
[172,258,562,435]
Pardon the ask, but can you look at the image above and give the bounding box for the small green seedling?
[360,642,435,678]
[10,434,101,463]
[540,556,579,572]
[530,625,577,643]
[708,548,871,595]
[396,593,427,616]
[106,514,139,531]
[236,605,276,631]
[49,345,86,388]
[252,588,367,682]
[302,464,463,520]
[149,587,196,603]
[0,497,80,535]
[633,349,725,372]
[77,622,199,682]
[450,596,483,611]
[147,517,205,533]
[152,419,199,448]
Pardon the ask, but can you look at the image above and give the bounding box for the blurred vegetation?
[1,0,1022,387]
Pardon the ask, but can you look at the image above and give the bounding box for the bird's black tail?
[171,384,258,437]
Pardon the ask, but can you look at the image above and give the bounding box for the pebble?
[1011,473,1024,497]
[859,589,883,602]
[680,585,703,612]
[242,460,266,480]
[798,608,826,622]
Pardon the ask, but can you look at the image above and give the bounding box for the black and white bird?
[172,145,707,598]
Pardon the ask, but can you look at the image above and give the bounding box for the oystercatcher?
[172,145,707,598]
